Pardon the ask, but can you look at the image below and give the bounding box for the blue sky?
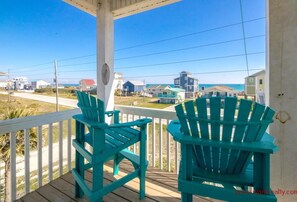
[0,0,266,84]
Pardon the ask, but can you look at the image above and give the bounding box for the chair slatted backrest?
[175,97,275,175]
[76,91,105,123]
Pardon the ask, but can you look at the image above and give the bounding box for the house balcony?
[0,106,214,202]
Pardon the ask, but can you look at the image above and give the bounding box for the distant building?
[147,84,171,97]
[79,79,96,91]
[31,80,50,89]
[123,80,145,93]
[114,72,124,91]
[13,77,29,90]
[244,70,265,103]
[0,80,8,88]
[174,71,198,98]
[201,85,239,98]
[158,88,185,104]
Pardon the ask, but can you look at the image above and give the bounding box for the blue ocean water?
[146,84,244,92]
[199,84,244,91]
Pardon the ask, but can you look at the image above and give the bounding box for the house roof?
[203,85,236,93]
[167,88,185,92]
[80,79,96,86]
[0,72,7,76]
[148,84,171,89]
[125,80,145,86]
[247,70,265,78]
[180,71,192,75]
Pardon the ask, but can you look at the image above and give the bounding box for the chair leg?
[92,162,104,202]
[181,144,193,202]
[113,153,124,175]
[75,121,85,198]
[139,126,147,199]
[182,192,193,202]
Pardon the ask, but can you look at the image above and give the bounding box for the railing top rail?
[0,105,177,135]
[115,105,177,120]
[0,108,81,135]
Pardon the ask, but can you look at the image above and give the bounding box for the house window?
[249,77,254,82]
[259,79,263,85]
[175,80,179,85]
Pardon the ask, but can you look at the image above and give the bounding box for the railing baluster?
[48,123,53,182]
[146,117,150,164]
[132,115,136,154]
[67,119,72,171]
[10,132,17,201]
[152,118,156,167]
[37,125,42,187]
[166,119,171,172]
[24,129,30,194]
[175,142,180,174]
[159,118,163,170]
[59,121,63,176]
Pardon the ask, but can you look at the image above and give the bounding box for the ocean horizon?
[62,83,245,92]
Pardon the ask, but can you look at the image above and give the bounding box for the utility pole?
[7,69,10,102]
[54,60,59,112]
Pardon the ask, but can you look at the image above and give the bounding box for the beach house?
[158,87,185,104]
[174,71,198,98]
[244,70,265,103]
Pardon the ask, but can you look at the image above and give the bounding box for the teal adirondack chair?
[72,91,152,202]
[167,97,278,202]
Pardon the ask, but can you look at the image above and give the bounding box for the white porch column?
[96,0,114,112]
[267,1,297,201]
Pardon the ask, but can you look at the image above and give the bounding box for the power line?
[59,69,95,73]
[239,0,250,76]
[124,68,263,79]
[59,35,265,68]
[59,61,96,67]
[58,54,95,62]
[116,52,264,70]
[56,51,264,73]
[115,35,264,61]
[115,17,265,51]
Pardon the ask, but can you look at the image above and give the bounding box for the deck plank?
[17,161,214,202]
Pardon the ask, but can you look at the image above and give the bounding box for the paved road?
[0,92,78,108]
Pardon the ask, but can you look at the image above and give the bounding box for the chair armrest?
[167,120,278,154]
[109,118,152,128]
[105,110,120,124]
[73,114,108,129]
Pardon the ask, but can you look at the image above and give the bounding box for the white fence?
[0,105,178,201]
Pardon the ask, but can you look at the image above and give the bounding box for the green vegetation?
[0,94,72,117]
[34,87,77,99]
[115,95,173,109]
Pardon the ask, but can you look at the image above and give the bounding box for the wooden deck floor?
[17,161,214,202]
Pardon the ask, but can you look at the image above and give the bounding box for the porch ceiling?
[64,0,181,19]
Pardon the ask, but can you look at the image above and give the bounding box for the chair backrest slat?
[196,98,212,170]
[175,104,190,136]
[220,97,237,173]
[185,101,205,168]
[209,97,221,172]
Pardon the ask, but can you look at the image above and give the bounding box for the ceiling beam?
[64,0,181,19]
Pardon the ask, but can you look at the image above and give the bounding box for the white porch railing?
[0,105,178,201]
[0,109,80,201]
[115,105,178,172]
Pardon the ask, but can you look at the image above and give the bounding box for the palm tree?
[0,107,37,202]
